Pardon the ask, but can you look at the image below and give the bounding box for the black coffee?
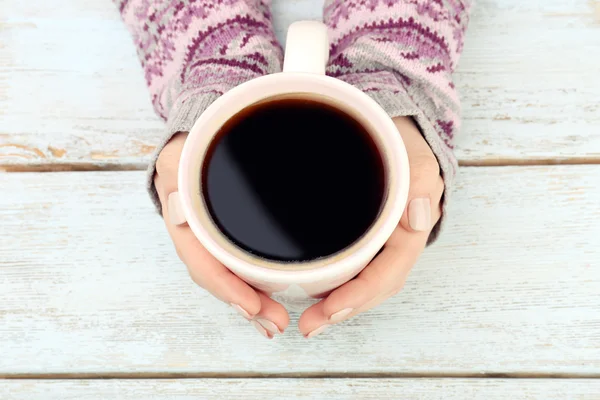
[202,98,385,262]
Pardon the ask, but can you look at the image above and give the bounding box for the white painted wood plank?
[1,379,600,400]
[456,0,600,163]
[1,166,599,374]
[1,0,599,167]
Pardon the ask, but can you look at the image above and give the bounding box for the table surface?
[1,0,599,398]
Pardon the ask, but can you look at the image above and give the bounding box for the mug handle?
[282,21,329,75]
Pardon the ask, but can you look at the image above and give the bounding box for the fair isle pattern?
[325,0,472,184]
[115,0,283,120]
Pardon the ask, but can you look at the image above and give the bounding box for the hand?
[298,116,444,338]
[154,132,290,339]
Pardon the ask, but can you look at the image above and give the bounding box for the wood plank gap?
[2,372,600,380]
[0,162,147,172]
[2,158,600,173]
[459,158,600,167]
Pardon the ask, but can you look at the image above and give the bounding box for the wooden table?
[1,0,599,398]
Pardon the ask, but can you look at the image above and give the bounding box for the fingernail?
[305,324,329,339]
[251,320,273,339]
[230,303,252,319]
[408,197,431,231]
[168,192,186,225]
[255,318,282,334]
[329,308,353,324]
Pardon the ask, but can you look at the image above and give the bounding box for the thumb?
[154,132,188,197]
[154,132,189,224]
[393,117,444,233]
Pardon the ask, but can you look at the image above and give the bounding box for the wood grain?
[1,0,599,169]
[456,0,600,164]
[1,379,600,399]
[1,167,599,375]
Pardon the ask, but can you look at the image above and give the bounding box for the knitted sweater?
[115,0,472,240]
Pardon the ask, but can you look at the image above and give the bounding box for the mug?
[169,21,410,308]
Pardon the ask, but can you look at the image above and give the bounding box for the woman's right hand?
[153,132,290,339]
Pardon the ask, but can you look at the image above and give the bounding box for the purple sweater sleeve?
[323,0,473,240]
[114,0,283,211]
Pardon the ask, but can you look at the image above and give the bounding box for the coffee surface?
[202,98,385,262]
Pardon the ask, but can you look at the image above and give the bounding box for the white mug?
[170,21,410,308]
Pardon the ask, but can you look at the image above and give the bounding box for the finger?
[393,117,444,233]
[154,132,188,195]
[250,291,291,338]
[346,272,409,318]
[302,271,409,339]
[298,226,427,337]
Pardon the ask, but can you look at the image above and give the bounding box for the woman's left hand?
[298,116,445,338]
